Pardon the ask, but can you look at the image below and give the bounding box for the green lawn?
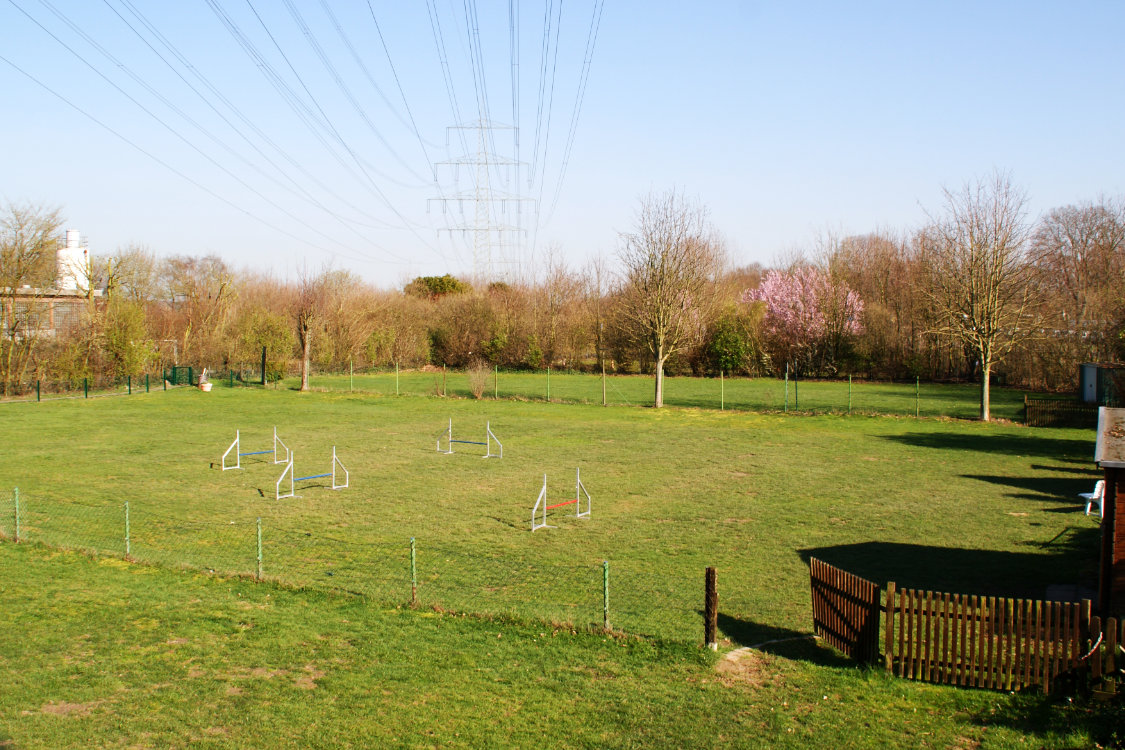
[281,367,1030,421]
[0,384,1117,747]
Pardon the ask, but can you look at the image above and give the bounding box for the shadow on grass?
[882,431,1095,461]
[798,535,1100,600]
[969,692,1125,748]
[962,474,1102,509]
[714,612,855,669]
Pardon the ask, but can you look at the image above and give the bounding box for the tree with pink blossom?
[742,266,863,374]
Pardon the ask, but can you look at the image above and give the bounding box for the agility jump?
[222,428,290,471]
[531,468,591,531]
[436,419,502,458]
[276,448,349,500]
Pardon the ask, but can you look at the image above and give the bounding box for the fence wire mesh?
[2,490,722,644]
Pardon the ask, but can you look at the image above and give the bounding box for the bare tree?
[617,191,724,407]
[0,202,63,393]
[919,172,1036,421]
[1032,198,1125,374]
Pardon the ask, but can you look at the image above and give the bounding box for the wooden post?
[884,581,896,673]
[260,346,267,386]
[704,567,718,650]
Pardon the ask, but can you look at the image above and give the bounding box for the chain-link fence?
[0,491,714,643]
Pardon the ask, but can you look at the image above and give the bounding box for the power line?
[7,0,396,261]
[547,0,606,221]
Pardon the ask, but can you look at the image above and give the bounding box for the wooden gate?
[809,557,881,664]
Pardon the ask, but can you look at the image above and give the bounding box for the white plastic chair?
[1080,480,1105,519]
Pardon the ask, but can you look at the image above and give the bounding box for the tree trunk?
[654,352,666,408]
[980,356,991,422]
[300,327,311,392]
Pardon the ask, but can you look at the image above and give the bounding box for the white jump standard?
[276,447,349,500]
[531,468,591,531]
[436,419,502,458]
[222,428,291,471]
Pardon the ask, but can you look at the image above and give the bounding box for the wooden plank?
[900,589,909,679]
[904,589,915,679]
[968,595,979,687]
[915,589,926,681]
[923,589,934,682]
[884,582,896,673]
[958,594,969,686]
[1032,600,1042,692]
[941,593,952,684]
[1039,602,1048,697]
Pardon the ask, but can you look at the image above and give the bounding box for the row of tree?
[2,173,1123,418]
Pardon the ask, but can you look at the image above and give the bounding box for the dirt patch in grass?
[294,664,326,690]
[714,648,782,689]
[35,700,103,717]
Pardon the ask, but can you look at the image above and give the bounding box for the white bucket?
[200,382,213,392]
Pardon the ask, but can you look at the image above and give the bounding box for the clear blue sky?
[2,1,1122,288]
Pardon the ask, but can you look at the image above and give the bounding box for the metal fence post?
[145,373,150,393]
[410,537,417,605]
[84,378,88,398]
[230,369,234,389]
[915,376,920,418]
[546,366,551,402]
[13,487,19,543]
[36,380,40,402]
[395,362,400,396]
[349,358,353,392]
[128,375,132,395]
[848,374,852,414]
[494,365,498,399]
[163,374,167,391]
[124,501,131,557]
[603,560,610,630]
[720,370,724,411]
[256,518,263,580]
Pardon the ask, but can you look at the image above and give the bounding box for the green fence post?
[494,365,498,399]
[349,358,353,392]
[395,362,400,396]
[915,376,920,418]
[410,537,417,606]
[163,373,167,391]
[128,375,132,395]
[848,374,852,414]
[603,560,610,630]
[784,365,789,413]
[256,518,263,580]
[794,371,799,411]
[36,380,40,402]
[124,501,131,557]
[13,487,19,543]
[547,366,551,402]
[145,373,150,393]
[442,364,447,396]
[720,370,724,411]
[84,378,88,399]
[230,369,234,389]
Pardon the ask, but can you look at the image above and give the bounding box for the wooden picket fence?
[809,558,881,664]
[884,584,1092,693]
[808,559,1122,695]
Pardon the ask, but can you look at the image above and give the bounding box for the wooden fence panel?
[884,585,1096,694]
[808,558,881,664]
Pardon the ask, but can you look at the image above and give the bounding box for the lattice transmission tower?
[429,120,534,280]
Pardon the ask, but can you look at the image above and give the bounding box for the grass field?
[0,380,1118,747]
[280,367,1031,421]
